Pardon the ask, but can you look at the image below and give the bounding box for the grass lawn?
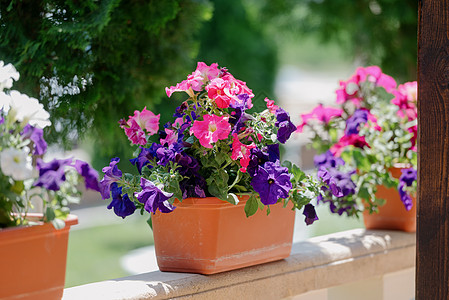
[65,214,153,288]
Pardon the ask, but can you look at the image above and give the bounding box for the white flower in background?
[0,147,34,181]
[0,61,19,91]
[8,90,51,128]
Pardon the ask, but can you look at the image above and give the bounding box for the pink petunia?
[205,78,235,108]
[231,133,256,172]
[160,128,178,147]
[123,119,147,145]
[391,81,417,121]
[221,73,254,109]
[264,97,279,114]
[408,124,417,152]
[296,104,343,132]
[358,66,397,93]
[189,114,231,148]
[165,80,194,98]
[330,134,370,157]
[129,107,160,135]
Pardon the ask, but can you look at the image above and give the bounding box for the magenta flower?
[264,97,279,114]
[190,114,231,148]
[231,133,256,172]
[165,80,194,98]
[123,118,147,145]
[392,81,417,121]
[187,62,220,90]
[129,107,160,135]
[297,104,343,132]
[221,73,254,109]
[330,134,370,157]
[206,77,235,108]
[160,128,178,147]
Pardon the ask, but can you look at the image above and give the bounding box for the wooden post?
[417,0,449,299]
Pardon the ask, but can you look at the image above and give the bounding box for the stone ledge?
[63,229,416,300]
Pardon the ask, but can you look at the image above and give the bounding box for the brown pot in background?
[363,167,416,232]
[152,195,295,274]
[0,214,78,300]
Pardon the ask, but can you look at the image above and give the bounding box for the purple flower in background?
[107,183,136,218]
[313,151,345,169]
[345,109,369,135]
[399,168,417,186]
[21,124,47,155]
[250,161,292,205]
[398,183,413,211]
[74,160,101,192]
[34,158,73,191]
[135,178,175,214]
[397,167,416,211]
[303,204,319,225]
[100,157,123,200]
[317,167,343,197]
[275,108,296,143]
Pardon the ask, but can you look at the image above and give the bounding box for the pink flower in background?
[296,104,343,132]
[130,107,160,135]
[123,119,147,145]
[408,125,417,151]
[231,133,256,172]
[190,114,231,148]
[206,78,235,108]
[336,66,397,106]
[192,62,220,82]
[392,81,417,121]
[265,97,279,114]
[330,134,370,157]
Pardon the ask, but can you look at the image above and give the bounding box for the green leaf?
[244,194,259,217]
[353,149,371,172]
[45,206,56,222]
[227,193,239,205]
[147,216,153,230]
[206,169,229,201]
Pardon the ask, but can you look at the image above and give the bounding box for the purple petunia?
[247,144,280,177]
[21,124,47,155]
[34,158,73,191]
[317,167,344,197]
[74,160,101,192]
[397,167,417,211]
[303,204,319,225]
[100,157,123,200]
[313,151,345,169]
[107,182,136,218]
[275,108,296,144]
[345,109,369,135]
[135,178,175,214]
[250,161,292,205]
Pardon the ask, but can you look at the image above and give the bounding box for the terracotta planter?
[0,214,78,300]
[152,195,295,274]
[363,167,416,232]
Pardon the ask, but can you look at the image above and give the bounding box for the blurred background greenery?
[0,0,416,288]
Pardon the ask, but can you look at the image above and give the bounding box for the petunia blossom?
[100,157,123,200]
[303,204,319,225]
[231,133,256,172]
[391,81,417,121]
[135,178,175,214]
[330,134,370,157]
[0,147,34,181]
[74,160,101,192]
[34,158,73,191]
[296,103,343,132]
[190,114,231,148]
[129,107,160,135]
[107,183,136,218]
[205,77,235,108]
[264,97,279,114]
[275,108,296,143]
[250,161,292,205]
[21,124,47,155]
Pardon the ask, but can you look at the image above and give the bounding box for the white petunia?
[0,147,34,181]
[0,61,20,91]
[8,90,51,128]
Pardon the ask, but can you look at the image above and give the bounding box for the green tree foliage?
[196,0,278,110]
[0,0,213,153]
[257,0,417,81]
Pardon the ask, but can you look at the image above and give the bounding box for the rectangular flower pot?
[0,214,78,300]
[152,196,295,274]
